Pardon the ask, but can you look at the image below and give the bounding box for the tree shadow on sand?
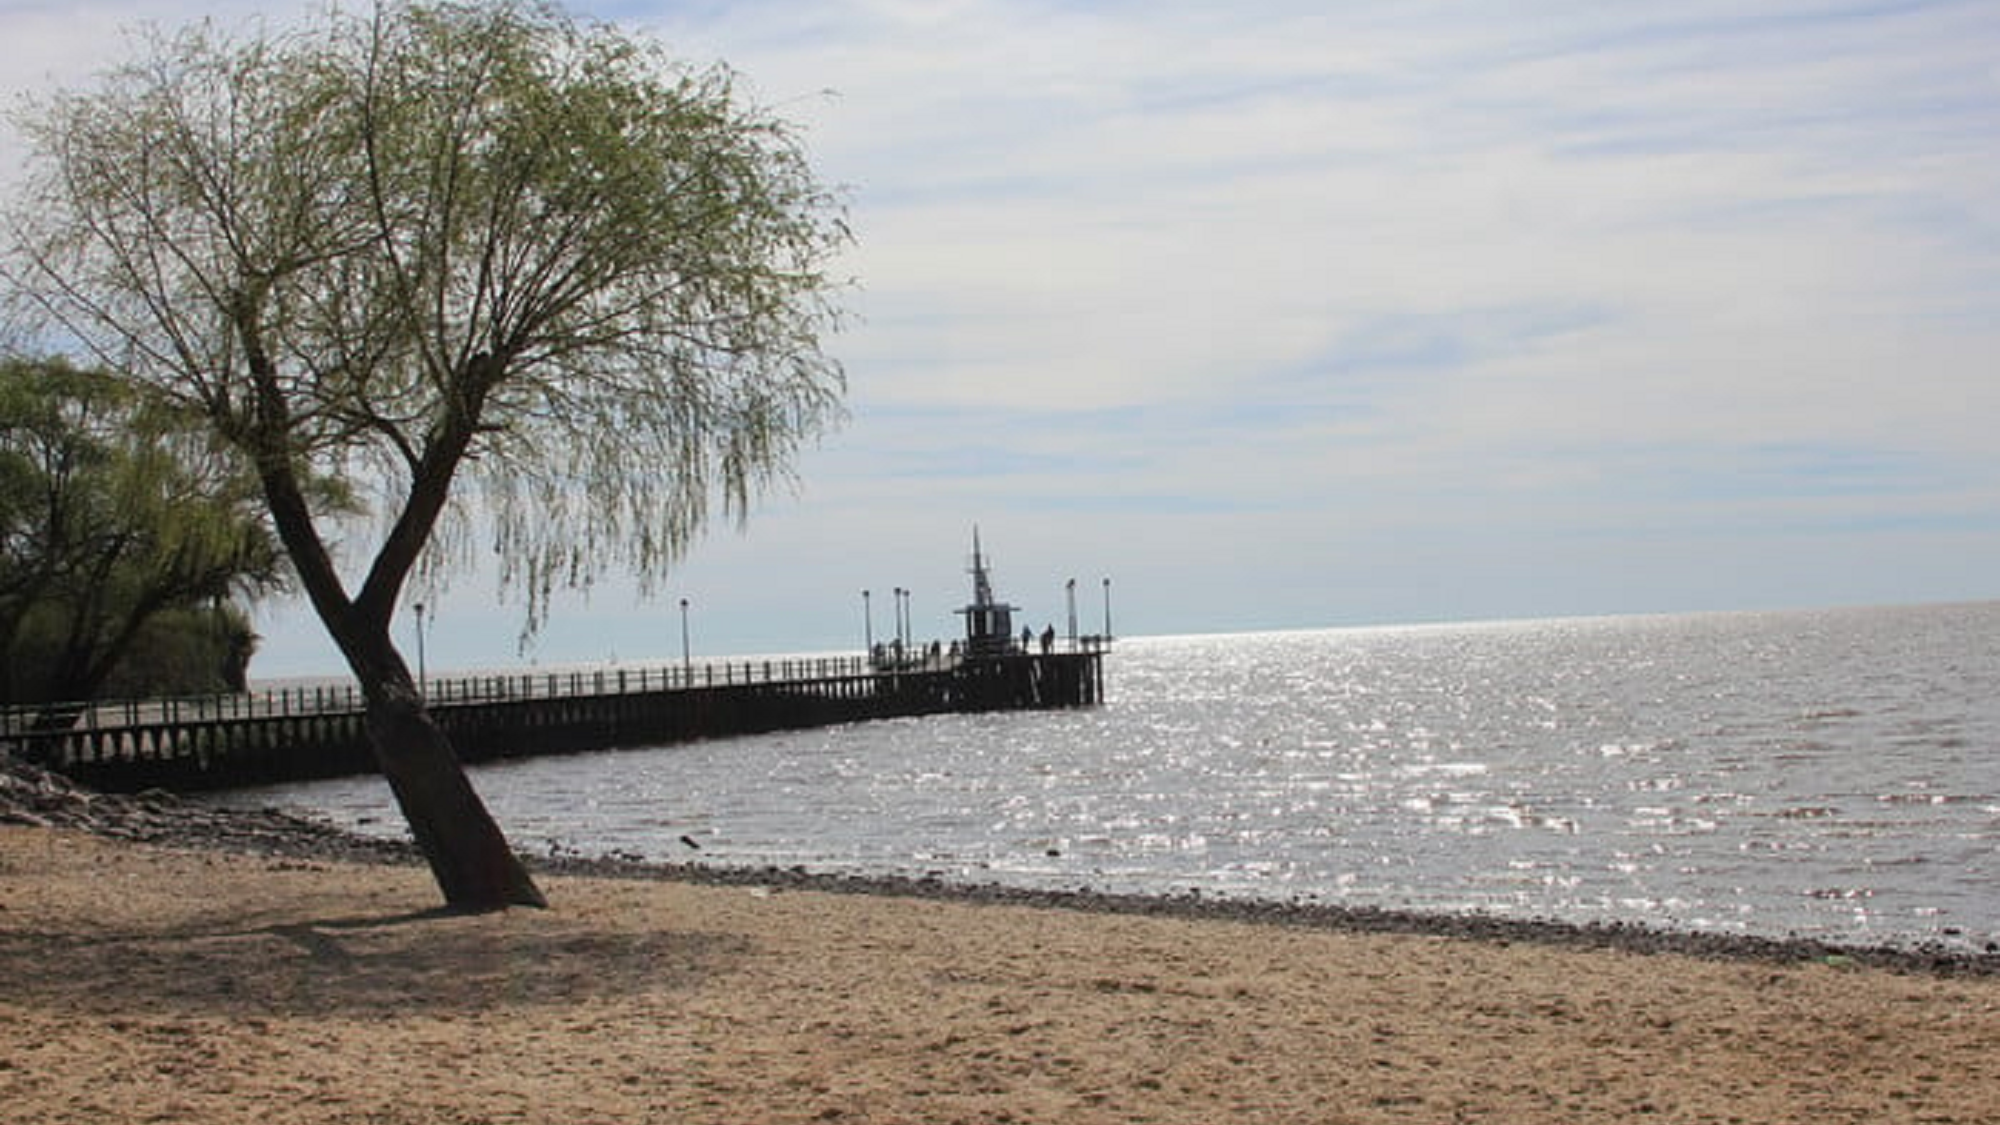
[0,905,751,1018]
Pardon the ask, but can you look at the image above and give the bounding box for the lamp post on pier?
[1065,578,1077,650]
[679,597,691,681]
[892,587,907,662]
[1102,577,1113,644]
[862,589,873,658]
[412,601,428,699]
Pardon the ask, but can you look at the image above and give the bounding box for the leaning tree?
[4,0,850,909]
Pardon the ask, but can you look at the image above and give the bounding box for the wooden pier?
[3,647,1106,793]
[6,531,1110,794]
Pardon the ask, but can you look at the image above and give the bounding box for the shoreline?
[11,742,2000,1124]
[9,821,2000,1123]
[536,852,2000,978]
[8,752,1994,978]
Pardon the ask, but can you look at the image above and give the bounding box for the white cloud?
[9,0,1999,671]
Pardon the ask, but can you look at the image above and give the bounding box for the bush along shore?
[6,750,1995,977]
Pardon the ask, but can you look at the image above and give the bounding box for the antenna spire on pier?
[958,525,1018,657]
[970,525,997,607]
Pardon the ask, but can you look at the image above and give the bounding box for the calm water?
[219,602,2000,951]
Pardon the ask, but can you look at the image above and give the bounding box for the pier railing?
[0,653,902,739]
[2,640,1109,792]
[1,637,1114,740]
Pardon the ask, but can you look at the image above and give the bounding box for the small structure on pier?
[9,529,1107,793]
[955,529,1020,659]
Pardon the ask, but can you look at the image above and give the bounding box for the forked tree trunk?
[238,297,543,911]
[249,519,545,911]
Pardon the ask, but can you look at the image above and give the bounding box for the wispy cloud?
[7,0,1998,670]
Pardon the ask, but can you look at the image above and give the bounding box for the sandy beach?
[4,825,1999,1124]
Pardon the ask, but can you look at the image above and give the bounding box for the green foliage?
[0,355,282,708]
[12,601,258,699]
[3,0,847,906]
[6,0,851,643]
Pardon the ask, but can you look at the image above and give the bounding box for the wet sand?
[5,825,2000,1123]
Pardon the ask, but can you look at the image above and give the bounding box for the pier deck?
[3,647,1107,793]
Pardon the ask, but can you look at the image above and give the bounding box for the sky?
[3,1,1997,679]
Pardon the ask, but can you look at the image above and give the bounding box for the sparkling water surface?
[218,602,2000,951]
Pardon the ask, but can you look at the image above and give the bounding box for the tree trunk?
[235,284,542,912]
[345,632,546,912]
[246,490,546,912]
[365,681,547,911]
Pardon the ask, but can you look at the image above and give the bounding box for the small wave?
[1878,792,1967,806]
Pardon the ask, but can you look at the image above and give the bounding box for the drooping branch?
[5,0,850,911]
